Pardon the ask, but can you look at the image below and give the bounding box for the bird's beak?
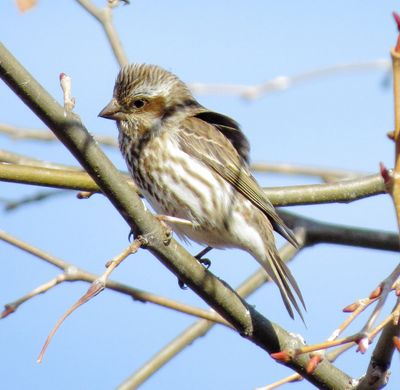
[98,99,124,120]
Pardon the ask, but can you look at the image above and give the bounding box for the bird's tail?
[258,247,306,321]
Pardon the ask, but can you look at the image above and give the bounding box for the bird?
[99,63,305,319]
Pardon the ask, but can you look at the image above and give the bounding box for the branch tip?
[369,285,383,299]
[0,304,15,319]
[393,12,400,33]
[343,302,358,313]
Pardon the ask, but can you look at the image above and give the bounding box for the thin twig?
[76,0,128,66]
[251,162,363,182]
[189,60,390,99]
[37,239,145,363]
[0,123,117,146]
[0,230,228,324]
[0,190,68,211]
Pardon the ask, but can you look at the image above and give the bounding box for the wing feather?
[178,116,298,247]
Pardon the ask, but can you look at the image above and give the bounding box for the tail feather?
[258,248,305,321]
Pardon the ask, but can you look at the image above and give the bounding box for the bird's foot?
[177,246,213,289]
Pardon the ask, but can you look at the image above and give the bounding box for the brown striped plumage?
[99,64,305,319]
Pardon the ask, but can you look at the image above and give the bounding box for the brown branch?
[357,18,400,388]
[356,298,400,389]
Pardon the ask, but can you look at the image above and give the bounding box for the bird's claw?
[178,279,188,290]
[194,246,213,269]
[176,247,213,289]
[196,257,211,269]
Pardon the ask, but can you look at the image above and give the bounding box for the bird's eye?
[131,99,146,109]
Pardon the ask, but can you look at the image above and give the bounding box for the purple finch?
[99,64,305,319]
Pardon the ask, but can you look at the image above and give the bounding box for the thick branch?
[267,174,386,206]
[0,42,353,387]
[280,211,400,252]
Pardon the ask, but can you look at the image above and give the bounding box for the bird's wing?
[193,110,250,163]
[177,116,305,319]
[177,116,298,248]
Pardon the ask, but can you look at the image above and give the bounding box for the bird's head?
[99,64,197,131]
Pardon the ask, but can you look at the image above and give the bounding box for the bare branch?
[76,0,128,66]
[280,211,400,252]
[0,163,387,206]
[0,123,117,146]
[1,189,67,211]
[189,60,390,99]
[0,229,229,324]
[251,162,363,182]
[0,149,77,170]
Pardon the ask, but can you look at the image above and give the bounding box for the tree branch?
[0,229,229,324]
[189,60,390,99]
[76,0,128,67]
[0,162,386,206]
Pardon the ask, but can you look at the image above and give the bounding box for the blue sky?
[1,1,399,389]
